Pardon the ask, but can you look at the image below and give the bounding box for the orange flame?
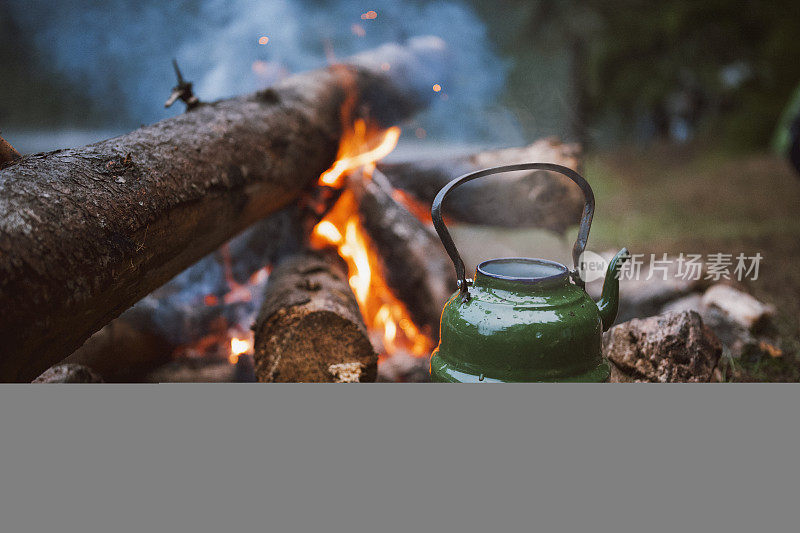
[312,123,433,360]
[229,335,253,365]
[319,120,400,187]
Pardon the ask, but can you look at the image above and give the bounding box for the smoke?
[6,0,522,143]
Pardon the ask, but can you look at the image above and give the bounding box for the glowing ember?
[311,123,434,360]
[380,62,391,71]
[229,336,252,365]
[361,10,378,20]
[258,36,269,45]
[432,83,442,92]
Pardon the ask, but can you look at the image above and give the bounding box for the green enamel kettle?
[429,163,629,382]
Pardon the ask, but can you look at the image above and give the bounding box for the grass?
[592,144,800,381]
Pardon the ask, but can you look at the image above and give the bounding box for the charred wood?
[354,169,455,340]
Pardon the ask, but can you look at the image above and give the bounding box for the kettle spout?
[596,248,630,331]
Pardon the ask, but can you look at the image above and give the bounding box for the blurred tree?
[0,3,122,129]
[472,0,800,148]
[585,0,800,148]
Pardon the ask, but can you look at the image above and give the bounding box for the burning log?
[377,138,585,233]
[253,249,377,382]
[0,37,446,381]
[353,169,456,339]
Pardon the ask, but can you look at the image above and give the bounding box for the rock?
[33,364,105,383]
[657,284,778,361]
[701,284,775,333]
[603,311,722,382]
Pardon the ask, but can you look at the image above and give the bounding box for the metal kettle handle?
[431,163,595,301]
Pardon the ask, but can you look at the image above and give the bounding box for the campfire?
[0,37,586,383]
[309,121,432,361]
[160,115,437,381]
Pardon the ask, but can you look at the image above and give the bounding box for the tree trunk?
[377,138,584,233]
[253,249,377,382]
[354,169,455,340]
[0,37,445,381]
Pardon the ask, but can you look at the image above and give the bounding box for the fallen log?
[253,249,377,382]
[354,169,456,339]
[0,37,445,381]
[378,138,584,233]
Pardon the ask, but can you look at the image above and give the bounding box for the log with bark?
[60,316,175,382]
[0,37,446,381]
[252,249,377,382]
[61,205,306,382]
[378,137,585,233]
[353,169,456,340]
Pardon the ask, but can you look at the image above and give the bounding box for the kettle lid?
[477,257,568,285]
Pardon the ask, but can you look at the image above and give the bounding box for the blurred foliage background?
[468,0,800,149]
